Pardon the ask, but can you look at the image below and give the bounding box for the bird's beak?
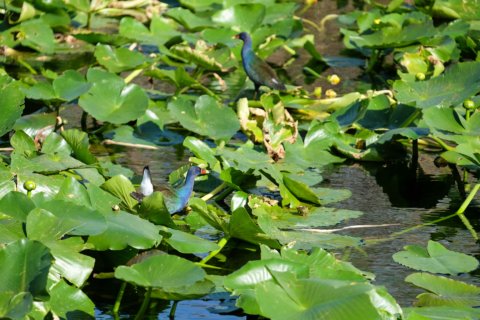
[200,168,208,175]
[233,34,240,39]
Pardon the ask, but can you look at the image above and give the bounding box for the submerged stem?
[134,287,152,320]
[169,300,179,319]
[113,282,127,314]
[199,237,229,265]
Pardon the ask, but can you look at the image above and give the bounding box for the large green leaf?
[0,239,51,297]
[404,306,480,320]
[37,200,107,236]
[212,4,265,33]
[255,271,397,320]
[168,95,240,140]
[88,211,162,250]
[78,68,149,124]
[393,62,480,109]
[0,292,33,319]
[433,0,480,19]
[405,273,480,307]
[101,175,138,211]
[53,70,91,101]
[160,226,219,254]
[115,254,206,288]
[49,280,94,319]
[0,191,35,222]
[60,129,97,165]
[94,44,146,73]
[17,19,55,53]
[0,81,25,137]
[393,240,479,274]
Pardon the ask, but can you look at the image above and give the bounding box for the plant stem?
[391,183,480,240]
[134,287,152,320]
[399,108,421,128]
[454,183,480,240]
[124,68,144,84]
[429,135,455,151]
[201,182,227,202]
[113,282,127,314]
[169,301,179,319]
[199,237,229,265]
[81,111,88,132]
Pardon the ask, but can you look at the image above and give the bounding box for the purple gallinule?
[132,166,207,214]
[236,32,286,98]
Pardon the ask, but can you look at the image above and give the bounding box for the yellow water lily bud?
[305,0,317,5]
[463,99,476,110]
[313,87,322,98]
[327,74,341,85]
[374,18,381,24]
[325,89,337,98]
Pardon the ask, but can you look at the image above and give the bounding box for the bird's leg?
[254,83,260,100]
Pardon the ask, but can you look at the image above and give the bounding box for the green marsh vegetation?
[0,0,480,318]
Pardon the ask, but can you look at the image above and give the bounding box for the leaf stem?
[124,68,144,84]
[199,237,229,265]
[113,282,127,314]
[169,300,179,319]
[201,182,227,202]
[428,135,455,151]
[134,287,152,320]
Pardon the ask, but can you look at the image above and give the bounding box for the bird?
[131,166,207,214]
[235,32,286,99]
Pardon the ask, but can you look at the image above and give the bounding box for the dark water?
[86,140,480,318]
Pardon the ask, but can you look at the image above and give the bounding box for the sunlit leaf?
[393,240,479,274]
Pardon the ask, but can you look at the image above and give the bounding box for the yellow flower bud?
[313,87,322,98]
[327,74,341,85]
[325,89,337,98]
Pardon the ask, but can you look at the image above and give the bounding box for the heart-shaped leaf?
[168,95,240,140]
[79,68,149,124]
[393,240,479,274]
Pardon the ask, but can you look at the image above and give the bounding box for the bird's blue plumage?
[237,32,286,93]
[133,166,205,214]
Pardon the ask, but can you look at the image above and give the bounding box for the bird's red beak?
[200,168,208,175]
[234,34,240,39]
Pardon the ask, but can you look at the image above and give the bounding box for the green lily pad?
[168,95,240,140]
[212,4,266,33]
[255,271,397,320]
[78,68,149,124]
[393,240,479,274]
[405,272,480,307]
[53,70,91,101]
[94,44,146,73]
[0,292,33,319]
[404,306,480,320]
[393,61,480,109]
[37,200,107,236]
[88,211,162,250]
[0,239,51,297]
[0,191,35,222]
[49,280,94,319]
[115,254,206,288]
[160,226,219,254]
[0,81,25,137]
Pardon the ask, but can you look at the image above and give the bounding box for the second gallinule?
[236,32,286,98]
[133,166,207,214]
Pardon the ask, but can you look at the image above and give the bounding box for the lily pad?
[88,211,162,250]
[393,61,480,109]
[392,240,479,274]
[78,68,149,124]
[168,95,240,140]
[115,254,206,288]
[405,272,480,307]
